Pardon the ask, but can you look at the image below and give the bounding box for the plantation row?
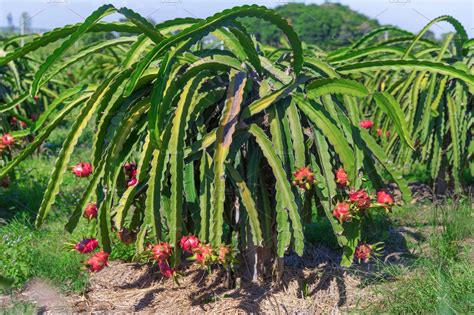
[0,5,472,280]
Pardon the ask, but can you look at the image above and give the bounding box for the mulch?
[66,247,374,314]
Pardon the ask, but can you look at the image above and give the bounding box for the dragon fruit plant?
[0,23,121,188]
[330,19,473,192]
[0,4,472,280]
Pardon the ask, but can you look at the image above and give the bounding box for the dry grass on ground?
[69,253,373,314]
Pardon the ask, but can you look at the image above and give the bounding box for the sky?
[0,0,472,37]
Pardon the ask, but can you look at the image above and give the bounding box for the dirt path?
[1,279,70,314]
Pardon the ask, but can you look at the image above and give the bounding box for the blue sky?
[0,0,472,37]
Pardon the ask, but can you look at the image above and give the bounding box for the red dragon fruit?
[377,190,394,208]
[359,120,374,129]
[335,168,349,187]
[1,176,10,188]
[117,228,136,245]
[1,133,14,146]
[354,243,373,263]
[124,162,137,175]
[126,177,138,187]
[377,128,390,139]
[179,235,200,253]
[152,242,173,262]
[74,238,99,254]
[124,162,138,187]
[71,162,93,177]
[348,189,371,210]
[194,244,213,265]
[218,245,231,264]
[86,251,109,272]
[83,203,98,220]
[292,166,315,190]
[333,202,351,223]
[157,260,176,278]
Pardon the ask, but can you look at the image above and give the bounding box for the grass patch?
[0,137,93,294]
[0,300,36,315]
[0,155,88,221]
[365,199,474,314]
[0,215,89,293]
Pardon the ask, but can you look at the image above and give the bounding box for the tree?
[242,3,380,49]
